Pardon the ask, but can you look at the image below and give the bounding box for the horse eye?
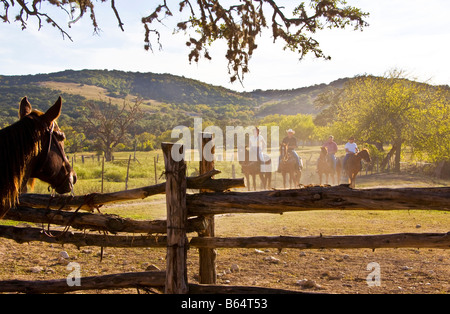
[54,131,66,141]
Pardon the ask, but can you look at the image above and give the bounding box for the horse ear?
[19,97,32,119]
[43,97,62,125]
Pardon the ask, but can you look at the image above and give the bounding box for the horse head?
[238,146,249,165]
[358,148,372,163]
[19,97,77,195]
[280,143,289,161]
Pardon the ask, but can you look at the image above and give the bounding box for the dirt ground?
[0,237,448,294]
[0,172,449,294]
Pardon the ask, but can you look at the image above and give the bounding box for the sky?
[0,0,449,92]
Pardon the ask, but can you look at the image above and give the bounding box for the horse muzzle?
[54,171,77,194]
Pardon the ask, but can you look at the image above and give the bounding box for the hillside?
[0,69,357,154]
[0,69,343,125]
[248,78,350,116]
[0,69,255,107]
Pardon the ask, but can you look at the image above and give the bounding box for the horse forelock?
[0,117,44,217]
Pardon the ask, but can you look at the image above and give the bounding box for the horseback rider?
[278,129,302,172]
[249,127,266,162]
[322,135,338,170]
[343,136,359,170]
[249,127,271,172]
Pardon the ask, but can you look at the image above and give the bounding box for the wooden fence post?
[198,132,217,284]
[101,156,105,194]
[162,142,189,294]
[154,156,158,184]
[125,154,132,191]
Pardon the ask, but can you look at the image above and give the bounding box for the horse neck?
[0,119,43,215]
[282,145,292,160]
[356,150,367,161]
[319,150,329,163]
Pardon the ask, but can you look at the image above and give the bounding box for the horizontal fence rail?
[0,271,166,294]
[189,233,450,250]
[187,186,450,216]
[5,206,206,234]
[18,169,244,211]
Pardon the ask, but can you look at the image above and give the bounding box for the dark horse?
[279,143,302,189]
[0,97,77,218]
[336,149,372,188]
[239,147,272,191]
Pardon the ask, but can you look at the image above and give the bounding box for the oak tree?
[316,71,450,171]
[79,98,143,161]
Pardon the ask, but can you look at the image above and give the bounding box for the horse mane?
[356,148,371,162]
[358,148,369,156]
[0,115,44,218]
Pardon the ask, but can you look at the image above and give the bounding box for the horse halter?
[281,143,291,162]
[32,119,73,194]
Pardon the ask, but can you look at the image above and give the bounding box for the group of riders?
[249,127,359,174]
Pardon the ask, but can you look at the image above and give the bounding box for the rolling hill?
[0,69,346,126]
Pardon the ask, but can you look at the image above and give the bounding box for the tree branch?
[2,0,369,83]
[15,0,73,41]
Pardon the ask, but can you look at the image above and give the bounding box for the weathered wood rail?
[4,206,206,234]
[2,225,448,250]
[187,186,450,215]
[0,271,166,294]
[16,185,450,215]
[0,137,449,294]
[18,169,244,211]
[0,272,306,294]
[0,225,168,248]
[190,233,450,250]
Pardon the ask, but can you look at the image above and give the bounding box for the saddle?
[260,153,271,165]
[259,154,272,173]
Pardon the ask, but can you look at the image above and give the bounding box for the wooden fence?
[0,136,449,294]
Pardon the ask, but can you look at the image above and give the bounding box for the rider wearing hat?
[278,129,302,172]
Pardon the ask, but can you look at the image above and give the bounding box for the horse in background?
[0,97,77,218]
[279,143,302,189]
[317,146,336,185]
[239,147,272,191]
[339,149,372,188]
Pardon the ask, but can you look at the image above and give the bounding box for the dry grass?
[38,81,165,112]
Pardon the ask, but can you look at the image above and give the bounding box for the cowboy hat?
[286,129,295,134]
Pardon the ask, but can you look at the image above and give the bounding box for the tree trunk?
[380,141,399,171]
[104,146,113,162]
[394,138,402,172]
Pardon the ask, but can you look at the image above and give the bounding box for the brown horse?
[317,146,336,185]
[338,149,372,188]
[0,97,77,218]
[279,143,301,189]
[239,147,272,191]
